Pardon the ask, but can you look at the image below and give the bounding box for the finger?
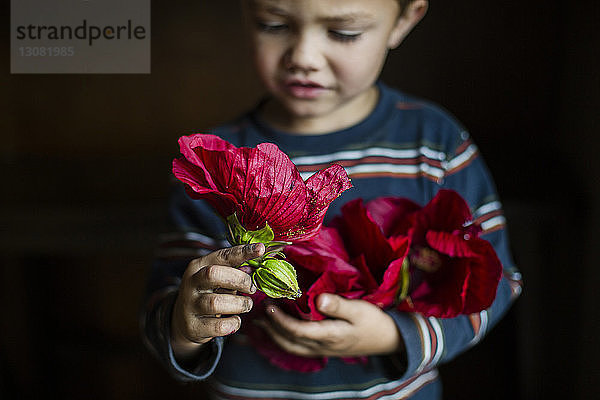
[238,265,253,274]
[255,319,316,357]
[266,304,337,343]
[214,288,236,294]
[186,315,242,343]
[194,293,253,316]
[316,293,365,323]
[193,264,256,294]
[201,243,265,268]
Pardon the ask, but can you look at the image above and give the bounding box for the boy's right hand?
[170,243,264,361]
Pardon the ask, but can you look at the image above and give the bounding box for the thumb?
[316,294,362,322]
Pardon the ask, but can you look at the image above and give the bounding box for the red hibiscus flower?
[172,134,352,242]
[241,199,408,372]
[244,222,409,372]
[244,190,502,372]
[367,190,503,318]
[283,201,410,321]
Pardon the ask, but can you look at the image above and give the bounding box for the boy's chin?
[263,95,370,133]
[276,107,339,131]
[266,98,332,122]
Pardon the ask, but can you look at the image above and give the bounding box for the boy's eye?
[257,21,288,33]
[328,30,362,42]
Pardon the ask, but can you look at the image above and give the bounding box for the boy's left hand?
[259,294,404,358]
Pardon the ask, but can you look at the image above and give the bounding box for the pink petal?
[388,234,410,253]
[461,239,503,313]
[197,144,303,232]
[172,134,351,241]
[298,269,360,321]
[364,255,409,309]
[365,197,421,237]
[284,228,351,273]
[295,164,353,241]
[172,158,239,218]
[334,199,395,274]
[397,258,469,318]
[419,190,473,233]
[350,255,379,293]
[426,230,478,258]
[247,143,308,234]
[178,134,233,172]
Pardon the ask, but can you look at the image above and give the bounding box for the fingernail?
[250,281,257,294]
[245,298,253,312]
[239,265,253,274]
[226,317,241,335]
[252,243,264,253]
[319,294,331,311]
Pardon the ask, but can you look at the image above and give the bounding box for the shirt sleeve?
[386,130,523,380]
[140,181,230,382]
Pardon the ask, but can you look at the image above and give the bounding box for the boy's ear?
[387,0,429,49]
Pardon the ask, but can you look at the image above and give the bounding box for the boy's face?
[243,0,425,131]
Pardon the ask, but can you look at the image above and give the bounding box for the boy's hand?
[259,294,404,358]
[171,243,264,361]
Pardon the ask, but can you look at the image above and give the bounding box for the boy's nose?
[283,32,325,73]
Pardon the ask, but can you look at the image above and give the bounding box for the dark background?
[2,1,599,399]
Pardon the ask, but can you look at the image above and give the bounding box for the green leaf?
[226,213,247,245]
[246,222,275,244]
[226,213,275,245]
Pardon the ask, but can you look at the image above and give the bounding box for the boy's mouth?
[288,79,323,88]
[283,79,327,99]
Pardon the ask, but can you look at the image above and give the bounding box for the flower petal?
[419,189,473,232]
[398,257,470,318]
[173,134,351,241]
[246,143,307,234]
[178,134,233,176]
[333,199,396,276]
[364,255,409,308]
[172,157,240,218]
[290,164,353,241]
[461,239,503,314]
[426,230,478,258]
[284,228,351,272]
[365,197,421,237]
[297,269,360,321]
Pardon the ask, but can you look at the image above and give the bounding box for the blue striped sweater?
[141,82,522,399]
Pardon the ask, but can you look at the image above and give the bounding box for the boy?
[142,1,522,399]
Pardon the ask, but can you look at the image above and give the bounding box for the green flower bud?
[252,258,302,300]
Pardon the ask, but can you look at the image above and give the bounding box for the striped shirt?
[141,82,522,400]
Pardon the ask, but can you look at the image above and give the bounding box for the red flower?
[246,190,502,372]
[172,134,352,241]
[368,190,503,318]
[245,221,408,372]
[285,228,370,321]
[284,190,502,320]
[282,201,410,321]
